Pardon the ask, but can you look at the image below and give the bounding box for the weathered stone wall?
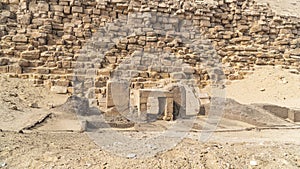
[0,0,299,99]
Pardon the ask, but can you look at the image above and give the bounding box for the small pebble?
[126,153,137,159]
[250,160,258,166]
[9,93,18,97]
[259,88,265,91]
[0,162,6,167]
[47,103,54,109]
[9,105,18,110]
[29,103,38,108]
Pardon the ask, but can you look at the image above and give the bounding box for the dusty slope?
[225,66,300,109]
[0,75,68,131]
[259,0,300,17]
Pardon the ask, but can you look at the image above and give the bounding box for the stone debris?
[250,160,258,166]
[9,105,18,110]
[0,162,6,168]
[28,102,38,108]
[0,0,298,110]
[126,153,137,159]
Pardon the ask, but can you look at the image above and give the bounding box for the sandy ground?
[226,66,300,109]
[0,130,300,168]
[259,0,300,17]
[0,75,68,131]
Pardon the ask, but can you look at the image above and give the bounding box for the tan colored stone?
[12,35,27,43]
[21,50,40,60]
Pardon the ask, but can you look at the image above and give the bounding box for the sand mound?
[226,66,300,109]
[259,0,300,17]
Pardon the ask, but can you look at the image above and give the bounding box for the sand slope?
[226,66,300,109]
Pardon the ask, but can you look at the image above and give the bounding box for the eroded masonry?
[0,0,299,120]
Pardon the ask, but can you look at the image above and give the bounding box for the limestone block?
[83,16,91,23]
[258,104,289,119]
[250,23,262,33]
[200,20,211,27]
[21,50,40,60]
[8,65,22,74]
[170,72,186,79]
[37,2,49,12]
[62,35,76,41]
[36,68,50,74]
[225,0,235,3]
[0,66,8,73]
[139,89,172,98]
[288,109,300,122]
[255,59,267,65]
[106,81,130,111]
[1,10,12,18]
[18,59,29,67]
[12,34,28,42]
[9,0,19,4]
[93,8,101,15]
[185,87,200,116]
[0,58,9,66]
[64,6,71,14]
[146,36,158,42]
[55,79,70,87]
[172,85,186,118]
[182,66,195,74]
[163,97,174,121]
[72,6,83,13]
[17,13,32,25]
[139,96,148,104]
[51,5,64,12]
[51,86,68,94]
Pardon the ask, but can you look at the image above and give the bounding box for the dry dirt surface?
[259,0,300,17]
[0,75,68,131]
[225,66,300,109]
[0,130,300,168]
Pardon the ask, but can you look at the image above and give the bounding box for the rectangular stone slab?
[106,81,130,112]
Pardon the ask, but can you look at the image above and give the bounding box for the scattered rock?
[250,160,258,166]
[9,93,18,97]
[0,58,9,66]
[126,153,137,159]
[259,88,265,92]
[289,69,299,74]
[47,103,54,109]
[29,102,39,108]
[9,105,18,110]
[0,162,6,167]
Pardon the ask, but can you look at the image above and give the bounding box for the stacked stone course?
[0,0,299,104]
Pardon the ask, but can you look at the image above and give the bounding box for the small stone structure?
[288,109,300,122]
[254,104,300,123]
[137,89,174,121]
[106,80,201,121]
